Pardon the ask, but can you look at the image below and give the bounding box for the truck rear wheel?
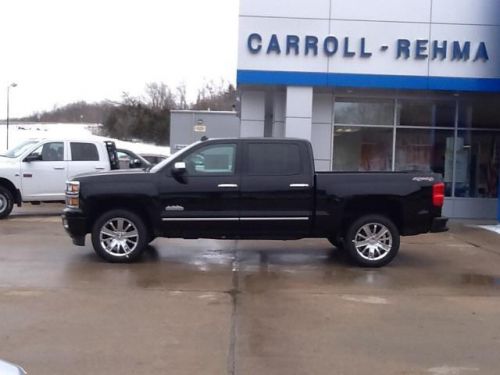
[345,214,400,268]
[0,186,14,219]
[91,209,148,263]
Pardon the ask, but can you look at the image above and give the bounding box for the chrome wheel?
[353,223,393,261]
[99,217,139,257]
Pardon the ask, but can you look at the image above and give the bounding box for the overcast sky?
[0,0,239,118]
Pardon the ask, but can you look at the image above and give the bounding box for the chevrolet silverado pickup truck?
[0,138,119,219]
[62,138,448,267]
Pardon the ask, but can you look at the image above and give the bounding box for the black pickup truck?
[62,138,448,267]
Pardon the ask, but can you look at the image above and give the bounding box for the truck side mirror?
[129,159,142,169]
[24,153,42,162]
[171,162,187,183]
[172,162,186,174]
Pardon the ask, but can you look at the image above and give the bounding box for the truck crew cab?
[0,138,119,219]
[63,138,448,268]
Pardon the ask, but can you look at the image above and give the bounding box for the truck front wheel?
[0,186,14,219]
[91,209,148,263]
[345,214,400,268]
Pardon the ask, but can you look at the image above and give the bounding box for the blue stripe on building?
[237,70,500,93]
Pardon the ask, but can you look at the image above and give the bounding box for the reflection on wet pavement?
[57,238,500,295]
[2,217,500,295]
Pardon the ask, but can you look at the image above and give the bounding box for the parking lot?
[1,205,500,375]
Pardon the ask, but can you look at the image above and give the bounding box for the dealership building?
[236,0,500,219]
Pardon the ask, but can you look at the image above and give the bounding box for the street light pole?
[6,83,17,150]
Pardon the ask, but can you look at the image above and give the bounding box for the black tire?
[327,236,344,250]
[91,209,148,263]
[0,186,14,220]
[344,214,400,268]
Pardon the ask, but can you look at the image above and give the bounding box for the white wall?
[240,91,265,137]
[311,93,333,171]
[238,0,500,82]
[285,87,313,140]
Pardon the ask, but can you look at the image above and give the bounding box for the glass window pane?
[397,100,455,127]
[334,99,394,125]
[333,127,393,171]
[71,142,99,161]
[247,143,301,176]
[454,131,500,198]
[184,144,236,175]
[395,129,454,196]
[458,98,500,129]
[29,142,64,161]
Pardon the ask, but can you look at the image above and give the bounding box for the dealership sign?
[247,33,490,62]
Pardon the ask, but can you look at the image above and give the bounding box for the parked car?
[139,153,167,165]
[0,359,27,374]
[0,138,119,219]
[116,148,151,170]
[62,138,448,268]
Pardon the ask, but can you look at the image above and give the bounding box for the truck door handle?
[290,183,310,188]
[95,167,105,170]
[54,167,65,170]
[218,184,238,188]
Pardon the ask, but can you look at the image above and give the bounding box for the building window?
[334,99,394,126]
[458,98,500,129]
[395,129,454,196]
[397,100,455,127]
[328,93,499,204]
[454,131,499,198]
[333,127,393,171]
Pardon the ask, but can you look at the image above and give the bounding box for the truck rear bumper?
[430,217,449,233]
[62,208,88,246]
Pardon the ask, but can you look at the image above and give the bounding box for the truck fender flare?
[0,178,22,206]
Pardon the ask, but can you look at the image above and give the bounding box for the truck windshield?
[1,140,39,158]
[150,142,200,173]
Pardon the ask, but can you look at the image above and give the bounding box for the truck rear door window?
[247,143,301,176]
[70,142,99,161]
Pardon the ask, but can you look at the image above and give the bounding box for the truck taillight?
[432,182,445,207]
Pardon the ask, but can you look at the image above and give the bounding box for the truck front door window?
[28,142,64,161]
[183,144,236,175]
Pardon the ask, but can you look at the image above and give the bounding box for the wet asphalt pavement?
[1,205,500,374]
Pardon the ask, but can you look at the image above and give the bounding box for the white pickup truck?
[0,138,120,219]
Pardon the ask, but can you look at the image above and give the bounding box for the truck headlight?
[65,181,80,209]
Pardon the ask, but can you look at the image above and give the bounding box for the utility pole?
[6,82,18,150]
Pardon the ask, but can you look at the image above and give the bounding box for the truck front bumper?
[62,208,88,246]
[430,216,449,233]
